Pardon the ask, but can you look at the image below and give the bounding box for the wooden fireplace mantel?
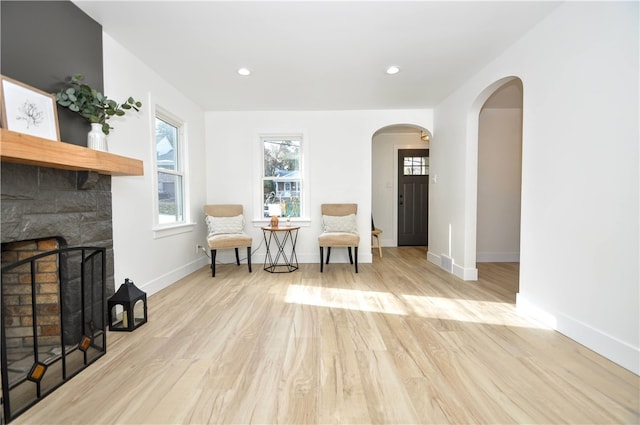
[0,129,143,176]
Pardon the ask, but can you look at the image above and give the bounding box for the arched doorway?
[477,79,523,264]
[371,124,432,251]
[465,76,523,281]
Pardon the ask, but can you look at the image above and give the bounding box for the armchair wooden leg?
[348,247,353,264]
[234,248,240,266]
[211,249,217,277]
[247,246,252,273]
[320,247,324,272]
[326,247,331,264]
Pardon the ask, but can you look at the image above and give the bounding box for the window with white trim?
[261,135,303,219]
[154,111,185,226]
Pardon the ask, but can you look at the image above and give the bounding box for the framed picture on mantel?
[0,75,60,141]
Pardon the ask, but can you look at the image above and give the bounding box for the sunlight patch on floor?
[284,285,407,315]
[401,294,549,329]
[284,285,550,329]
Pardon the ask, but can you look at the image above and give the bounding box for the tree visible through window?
[155,115,184,224]
[262,137,302,218]
[403,156,429,176]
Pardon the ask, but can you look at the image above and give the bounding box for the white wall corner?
[515,293,558,329]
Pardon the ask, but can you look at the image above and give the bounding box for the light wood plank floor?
[13,247,639,424]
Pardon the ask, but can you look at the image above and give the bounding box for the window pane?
[158,172,183,224]
[155,111,187,227]
[156,118,178,171]
[263,179,301,218]
[263,138,302,218]
[403,156,428,176]
[263,139,300,178]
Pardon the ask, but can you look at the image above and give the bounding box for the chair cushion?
[207,233,252,249]
[322,213,358,234]
[206,214,244,237]
[318,232,360,247]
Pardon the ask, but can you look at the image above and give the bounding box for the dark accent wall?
[0,1,114,291]
[1,0,103,146]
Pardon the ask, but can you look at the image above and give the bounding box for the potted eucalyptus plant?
[54,74,142,151]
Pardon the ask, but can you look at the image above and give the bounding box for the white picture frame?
[0,75,60,141]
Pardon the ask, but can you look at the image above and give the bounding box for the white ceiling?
[73,1,559,111]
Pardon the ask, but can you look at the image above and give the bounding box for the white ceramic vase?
[87,123,108,151]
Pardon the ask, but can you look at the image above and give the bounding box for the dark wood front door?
[398,149,429,246]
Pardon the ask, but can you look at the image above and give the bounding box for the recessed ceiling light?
[237,67,251,76]
[386,66,400,75]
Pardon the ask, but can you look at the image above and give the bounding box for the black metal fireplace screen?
[1,246,106,423]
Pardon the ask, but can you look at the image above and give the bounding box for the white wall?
[205,110,432,265]
[103,33,209,296]
[372,132,429,247]
[101,1,638,375]
[431,2,639,373]
[477,108,522,262]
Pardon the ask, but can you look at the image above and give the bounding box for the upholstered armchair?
[204,204,252,277]
[318,203,360,273]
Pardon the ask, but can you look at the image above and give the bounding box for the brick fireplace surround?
[2,238,63,351]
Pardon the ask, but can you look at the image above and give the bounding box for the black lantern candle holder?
[107,278,147,332]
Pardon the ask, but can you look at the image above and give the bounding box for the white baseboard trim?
[453,263,478,281]
[137,257,209,297]
[477,251,520,262]
[427,251,440,266]
[557,313,640,375]
[516,294,640,375]
[427,252,478,281]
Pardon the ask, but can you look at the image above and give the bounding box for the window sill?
[251,218,311,228]
[153,222,196,239]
